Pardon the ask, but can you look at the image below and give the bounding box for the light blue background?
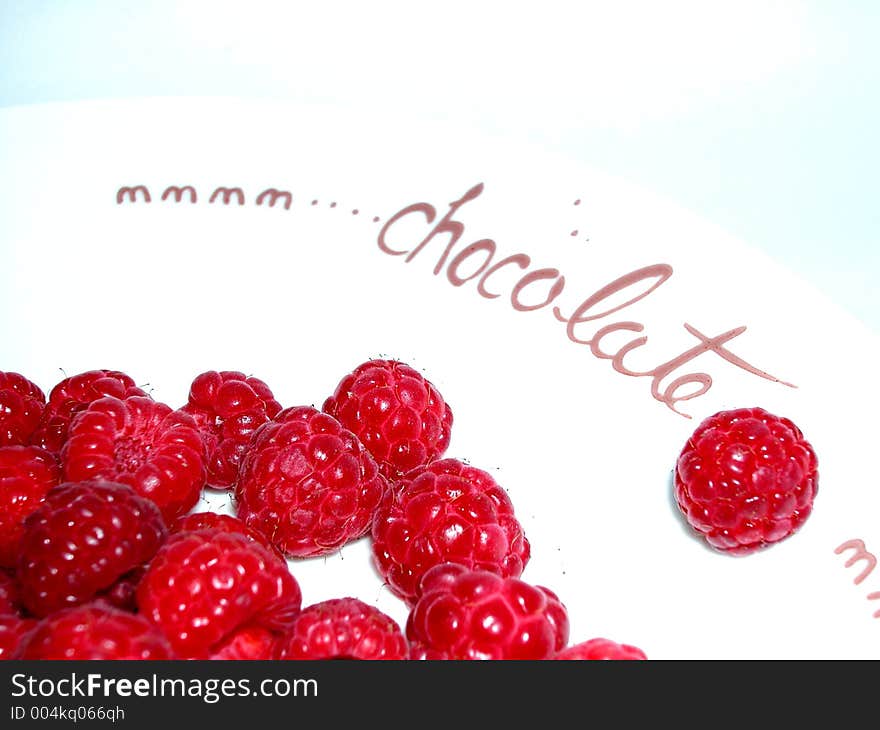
[2,0,877,333]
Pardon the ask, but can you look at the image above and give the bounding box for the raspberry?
[276,597,409,660]
[29,369,147,454]
[181,370,282,490]
[97,567,146,612]
[0,615,36,659]
[208,623,282,660]
[372,458,530,605]
[674,407,818,555]
[406,563,569,660]
[0,371,45,446]
[235,406,389,558]
[556,638,647,660]
[136,528,302,658]
[0,444,61,568]
[323,359,453,480]
[17,479,168,617]
[14,602,175,660]
[0,569,21,615]
[61,395,206,521]
[172,511,280,556]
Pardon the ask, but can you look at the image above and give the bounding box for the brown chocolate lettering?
[477,254,530,299]
[117,179,799,420]
[256,188,292,210]
[377,202,435,256]
[588,322,648,372]
[116,185,151,204]
[447,239,496,287]
[161,185,197,203]
[641,324,792,415]
[681,324,796,388]
[868,591,880,618]
[835,539,877,585]
[377,183,484,274]
[209,187,245,206]
[511,269,566,312]
[554,264,673,344]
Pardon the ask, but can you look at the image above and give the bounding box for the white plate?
[2,97,879,659]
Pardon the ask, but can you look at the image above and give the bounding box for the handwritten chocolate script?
[116,181,795,418]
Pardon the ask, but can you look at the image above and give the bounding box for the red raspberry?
[372,458,530,605]
[235,406,389,558]
[323,359,453,480]
[674,407,818,555]
[181,370,282,490]
[173,511,280,556]
[277,597,409,660]
[208,623,282,660]
[61,395,206,521]
[0,444,61,568]
[0,615,36,659]
[406,563,569,660]
[556,638,647,660]
[17,480,168,617]
[0,371,45,446]
[29,369,146,454]
[136,528,302,658]
[14,602,175,660]
[97,567,147,612]
[0,569,21,615]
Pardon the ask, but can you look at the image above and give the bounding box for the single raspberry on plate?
[136,528,302,658]
[0,371,45,446]
[0,614,36,659]
[674,406,818,555]
[323,359,453,480]
[61,395,207,522]
[276,597,409,660]
[555,638,647,660]
[17,479,168,617]
[0,444,60,568]
[372,458,530,605]
[406,563,569,660]
[29,369,147,454]
[181,370,282,490]
[172,510,280,556]
[235,406,389,558]
[14,602,175,660]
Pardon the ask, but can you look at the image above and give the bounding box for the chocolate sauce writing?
[377,183,795,417]
[835,540,880,619]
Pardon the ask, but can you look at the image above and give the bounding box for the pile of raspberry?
[0,362,818,660]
